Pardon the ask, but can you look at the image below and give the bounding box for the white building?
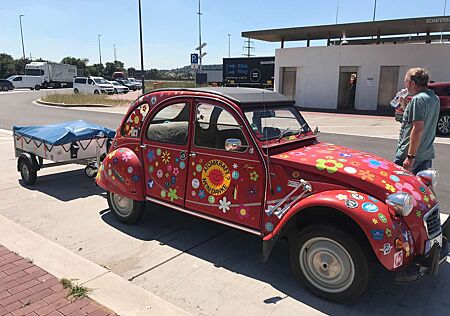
[243,16,450,112]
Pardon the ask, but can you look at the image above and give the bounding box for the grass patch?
[60,278,91,300]
[41,93,129,106]
[144,80,198,92]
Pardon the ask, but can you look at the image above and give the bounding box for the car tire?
[74,88,79,94]
[2,85,9,91]
[19,158,37,185]
[437,111,450,136]
[34,85,41,90]
[290,225,369,302]
[114,88,118,94]
[94,90,100,95]
[107,191,145,224]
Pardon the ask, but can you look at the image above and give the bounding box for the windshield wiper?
[277,123,310,142]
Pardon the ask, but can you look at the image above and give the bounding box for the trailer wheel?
[290,225,369,302]
[107,192,144,224]
[84,165,97,178]
[19,158,37,185]
[42,81,48,89]
[55,82,61,89]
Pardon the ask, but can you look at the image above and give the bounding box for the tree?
[104,60,125,78]
[85,63,104,77]
[0,53,15,79]
[61,56,89,72]
[13,58,31,75]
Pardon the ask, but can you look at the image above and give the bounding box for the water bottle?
[390,89,409,108]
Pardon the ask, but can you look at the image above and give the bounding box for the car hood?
[270,142,437,208]
[99,84,113,88]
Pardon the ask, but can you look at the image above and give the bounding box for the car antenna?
[262,91,273,193]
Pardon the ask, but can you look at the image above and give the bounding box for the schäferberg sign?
[426,17,450,24]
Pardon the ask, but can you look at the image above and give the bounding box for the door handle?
[189,152,196,158]
[140,144,147,149]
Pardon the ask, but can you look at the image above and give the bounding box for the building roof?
[242,16,450,42]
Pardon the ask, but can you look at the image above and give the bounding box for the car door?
[185,98,265,230]
[87,78,95,93]
[13,76,23,88]
[142,98,192,207]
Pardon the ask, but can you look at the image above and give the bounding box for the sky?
[0,0,448,69]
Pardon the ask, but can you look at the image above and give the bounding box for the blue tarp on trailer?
[13,120,116,145]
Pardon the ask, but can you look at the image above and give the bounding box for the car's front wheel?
[107,191,144,224]
[94,90,100,94]
[437,111,450,136]
[290,225,369,302]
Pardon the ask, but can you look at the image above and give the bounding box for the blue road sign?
[191,53,199,64]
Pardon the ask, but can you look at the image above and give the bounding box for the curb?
[0,214,191,316]
[36,98,112,108]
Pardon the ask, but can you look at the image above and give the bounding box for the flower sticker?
[395,182,421,205]
[168,188,178,201]
[219,197,231,213]
[250,171,259,181]
[173,167,180,176]
[363,158,389,170]
[358,169,375,181]
[237,205,250,219]
[122,152,133,162]
[198,189,206,199]
[162,151,171,164]
[315,159,343,174]
[336,194,347,200]
[349,161,361,167]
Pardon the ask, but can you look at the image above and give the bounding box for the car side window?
[87,79,94,85]
[14,77,22,82]
[194,103,248,152]
[74,78,86,84]
[146,102,190,145]
[121,102,150,138]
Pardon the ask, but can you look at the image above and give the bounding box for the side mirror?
[225,138,242,151]
[314,126,320,135]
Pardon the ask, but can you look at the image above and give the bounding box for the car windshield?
[244,105,311,141]
[93,78,109,84]
[6,76,15,81]
[128,78,135,82]
[111,82,120,86]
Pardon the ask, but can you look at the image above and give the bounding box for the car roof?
[429,82,450,88]
[149,87,293,106]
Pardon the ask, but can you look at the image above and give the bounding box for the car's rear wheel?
[74,88,79,94]
[94,90,99,95]
[2,85,9,91]
[107,191,144,224]
[290,225,369,302]
[437,112,450,136]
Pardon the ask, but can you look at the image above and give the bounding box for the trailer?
[25,62,77,88]
[223,57,274,88]
[13,120,115,185]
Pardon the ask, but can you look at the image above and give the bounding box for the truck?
[223,57,274,89]
[25,62,77,88]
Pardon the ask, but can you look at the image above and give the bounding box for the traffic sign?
[191,53,199,64]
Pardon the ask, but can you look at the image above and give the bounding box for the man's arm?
[403,120,424,170]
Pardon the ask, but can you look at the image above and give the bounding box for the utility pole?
[243,38,255,57]
[19,14,26,60]
[335,0,339,24]
[197,0,203,72]
[114,44,117,61]
[138,0,145,94]
[98,34,102,64]
[440,0,448,42]
[372,0,377,21]
[227,33,231,58]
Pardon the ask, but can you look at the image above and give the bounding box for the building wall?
[274,44,450,110]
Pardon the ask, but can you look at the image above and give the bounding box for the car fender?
[96,147,145,201]
[264,190,414,271]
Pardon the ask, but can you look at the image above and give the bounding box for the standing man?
[395,68,440,174]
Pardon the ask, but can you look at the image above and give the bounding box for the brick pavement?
[0,245,115,316]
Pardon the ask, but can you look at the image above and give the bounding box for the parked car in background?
[395,82,450,135]
[0,79,14,91]
[112,71,125,80]
[115,78,137,91]
[109,81,129,94]
[7,75,42,90]
[73,76,114,94]
[127,77,142,90]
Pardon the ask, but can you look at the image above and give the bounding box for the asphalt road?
[0,89,449,212]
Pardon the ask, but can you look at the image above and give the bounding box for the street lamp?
[373,0,377,21]
[19,14,26,60]
[440,0,448,42]
[98,34,102,64]
[138,0,145,94]
[227,33,231,58]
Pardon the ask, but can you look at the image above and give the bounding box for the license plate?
[425,233,443,255]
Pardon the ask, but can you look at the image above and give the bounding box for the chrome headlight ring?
[417,169,438,189]
[386,192,414,217]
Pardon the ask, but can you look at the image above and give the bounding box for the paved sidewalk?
[0,244,114,316]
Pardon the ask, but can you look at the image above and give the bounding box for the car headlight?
[386,192,414,217]
[417,169,438,189]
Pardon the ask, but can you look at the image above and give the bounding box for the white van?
[73,77,114,94]
[7,75,43,90]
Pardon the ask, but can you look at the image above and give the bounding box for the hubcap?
[111,193,133,217]
[299,237,355,293]
[21,163,30,181]
[438,115,450,134]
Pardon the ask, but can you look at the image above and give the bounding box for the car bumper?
[395,216,450,283]
[101,89,115,95]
